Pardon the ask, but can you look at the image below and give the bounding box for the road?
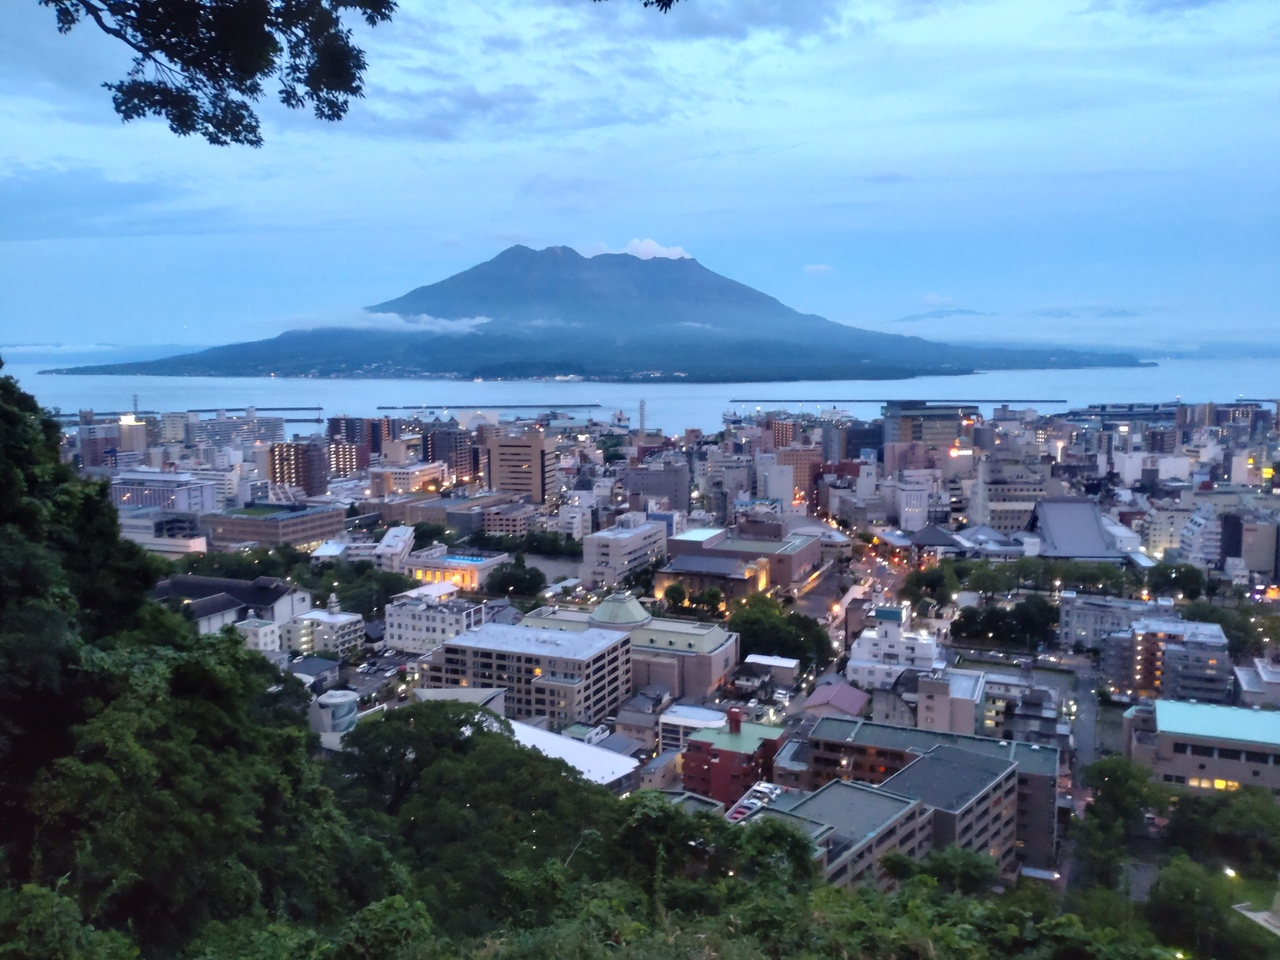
[1072,666,1100,771]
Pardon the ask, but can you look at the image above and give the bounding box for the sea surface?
[6,358,1277,434]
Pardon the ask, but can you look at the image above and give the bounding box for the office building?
[1125,700,1280,795]
[522,594,740,699]
[368,461,447,497]
[582,512,667,588]
[117,507,207,558]
[623,460,692,512]
[269,441,329,497]
[882,402,978,447]
[110,470,219,515]
[487,430,557,503]
[422,622,632,725]
[200,504,346,550]
[384,589,486,655]
[482,503,536,537]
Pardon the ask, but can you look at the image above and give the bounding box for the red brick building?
[681,709,787,806]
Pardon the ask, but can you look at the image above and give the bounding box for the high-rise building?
[487,430,557,503]
[882,401,979,447]
[424,427,477,482]
[269,440,329,497]
[327,441,360,478]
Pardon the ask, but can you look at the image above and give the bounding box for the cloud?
[582,239,691,259]
[922,293,958,307]
[892,308,994,323]
[276,309,491,335]
[804,263,834,275]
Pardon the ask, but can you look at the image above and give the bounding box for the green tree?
[1148,563,1205,601]
[662,582,687,609]
[483,555,547,597]
[1145,855,1232,956]
[728,594,831,670]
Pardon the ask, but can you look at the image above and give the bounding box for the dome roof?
[588,593,652,628]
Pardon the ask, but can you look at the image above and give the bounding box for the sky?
[0,0,1277,358]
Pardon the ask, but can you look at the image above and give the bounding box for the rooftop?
[1027,499,1124,561]
[670,527,728,543]
[769,779,917,843]
[807,716,1059,777]
[445,622,624,660]
[661,554,757,578]
[1132,618,1229,645]
[1154,700,1280,749]
[880,744,1014,812]
[688,719,787,753]
[510,721,639,786]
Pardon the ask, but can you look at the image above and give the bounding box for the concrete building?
[845,603,946,691]
[404,543,510,591]
[882,402,977,448]
[880,744,1020,875]
[1141,504,1196,559]
[1102,618,1232,702]
[1180,507,1223,571]
[369,461,448,497]
[236,617,281,653]
[422,622,631,725]
[658,703,728,751]
[110,470,219,515]
[117,507,208,558]
[654,554,770,605]
[185,410,285,447]
[748,779,931,891]
[582,512,667,588]
[282,594,365,659]
[968,461,1059,533]
[384,590,486,655]
[482,502,536,537]
[269,440,329,497]
[772,717,1060,871]
[1236,657,1280,708]
[667,524,822,588]
[487,430,557,503]
[200,504,346,550]
[623,460,691,512]
[521,594,739,700]
[1058,592,1175,650]
[1125,700,1280,796]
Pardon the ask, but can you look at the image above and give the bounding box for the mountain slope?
[51,245,1140,380]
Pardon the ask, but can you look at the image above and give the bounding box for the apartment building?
[281,595,365,659]
[269,440,330,497]
[771,717,1060,870]
[582,512,667,588]
[749,780,931,891]
[881,745,1020,875]
[422,623,631,725]
[682,710,788,806]
[1125,700,1280,796]
[1102,618,1232,702]
[845,603,945,690]
[1058,592,1175,649]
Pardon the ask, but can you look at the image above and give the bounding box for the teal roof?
[689,720,787,752]
[1155,700,1280,749]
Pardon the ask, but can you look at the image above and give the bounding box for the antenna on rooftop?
[639,399,646,438]
[132,393,139,415]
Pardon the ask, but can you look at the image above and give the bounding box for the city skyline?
[2,0,1276,353]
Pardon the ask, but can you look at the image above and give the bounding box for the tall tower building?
[270,440,330,497]
[487,430,557,503]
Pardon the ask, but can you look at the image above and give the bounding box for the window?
[1218,749,1242,761]
[1246,751,1271,764]
[1190,745,1214,758]
[1173,742,1189,754]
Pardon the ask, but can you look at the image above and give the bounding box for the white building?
[582,512,667,588]
[282,594,365,659]
[845,603,946,691]
[1180,507,1222,570]
[551,504,591,540]
[405,542,510,591]
[236,617,282,653]
[110,469,219,515]
[369,461,448,497]
[385,592,486,655]
[373,525,416,572]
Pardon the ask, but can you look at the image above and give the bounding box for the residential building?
[422,622,632,725]
[682,709,788,806]
[281,594,365,659]
[1125,700,1280,796]
[1141,504,1195,558]
[1236,657,1280,708]
[236,617,281,653]
[1180,507,1223,570]
[771,717,1060,870]
[385,590,486,655]
[748,779,931,891]
[186,410,285,447]
[200,504,346,550]
[845,603,945,691]
[110,470,219,515]
[880,745,1020,874]
[1057,592,1175,649]
[658,703,728,751]
[327,440,361,478]
[369,461,448,497]
[968,460,1058,534]
[582,512,667,588]
[269,440,330,497]
[487,430,557,503]
[1102,618,1232,702]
